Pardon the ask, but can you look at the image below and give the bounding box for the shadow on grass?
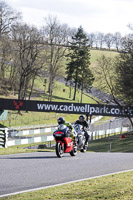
[40,93,74,101]
[52,94,73,101]
[0,123,7,128]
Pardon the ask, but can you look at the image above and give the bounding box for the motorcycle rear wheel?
[56,142,64,158]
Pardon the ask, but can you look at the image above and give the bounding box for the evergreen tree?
[66,26,94,101]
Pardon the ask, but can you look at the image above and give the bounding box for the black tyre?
[80,148,86,153]
[70,145,77,156]
[80,143,88,153]
[56,142,64,158]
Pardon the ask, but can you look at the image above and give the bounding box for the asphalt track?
[0,152,133,197]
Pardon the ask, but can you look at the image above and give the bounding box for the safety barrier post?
[0,128,8,148]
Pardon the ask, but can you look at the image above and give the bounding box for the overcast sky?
[6,0,133,36]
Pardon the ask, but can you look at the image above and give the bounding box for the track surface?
[0,152,133,196]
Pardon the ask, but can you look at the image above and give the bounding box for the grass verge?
[1,170,133,200]
[88,133,133,152]
[1,133,133,155]
[0,142,55,155]
[1,133,133,199]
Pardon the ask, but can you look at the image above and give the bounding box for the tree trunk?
[28,75,36,100]
[73,82,77,100]
[69,85,71,98]
[80,90,83,103]
[128,117,133,128]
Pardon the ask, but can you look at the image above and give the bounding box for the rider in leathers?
[75,115,89,146]
[57,117,76,141]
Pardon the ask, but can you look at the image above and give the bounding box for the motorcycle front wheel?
[70,145,77,156]
[80,143,88,153]
[56,142,64,158]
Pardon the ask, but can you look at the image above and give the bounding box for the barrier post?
[0,128,8,148]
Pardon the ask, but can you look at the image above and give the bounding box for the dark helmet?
[79,115,85,122]
[58,117,65,125]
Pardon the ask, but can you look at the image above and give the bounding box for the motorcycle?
[53,124,77,158]
[73,124,87,152]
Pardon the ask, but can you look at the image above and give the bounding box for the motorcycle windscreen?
[53,131,64,137]
[54,127,69,137]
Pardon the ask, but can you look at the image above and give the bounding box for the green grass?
[90,49,119,90]
[1,112,81,128]
[88,134,133,152]
[37,80,99,103]
[0,80,100,128]
[0,142,55,155]
[1,133,133,155]
[1,50,132,199]
[1,133,133,199]
[1,170,133,200]
[90,49,119,64]
[0,49,118,128]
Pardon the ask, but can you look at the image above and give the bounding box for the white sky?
[6,0,133,36]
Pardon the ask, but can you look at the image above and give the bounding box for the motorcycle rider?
[75,115,90,146]
[57,117,76,141]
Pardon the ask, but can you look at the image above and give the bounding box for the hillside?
[0,49,119,128]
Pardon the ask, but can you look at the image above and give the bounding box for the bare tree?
[104,33,114,50]
[0,35,12,82]
[0,1,21,37]
[93,32,99,49]
[88,33,95,48]
[97,32,105,49]
[11,23,46,100]
[113,32,122,51]
[0,1,21,84]
[42,15,71,101]
[93,55,117,104]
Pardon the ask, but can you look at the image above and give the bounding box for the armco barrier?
[8,135,54,146]
[8,116,103,137]
[7,116,103,147]
[8,126,57,137]
[91,126,131,140]
[8,126,129,147]
[0,128,8,148]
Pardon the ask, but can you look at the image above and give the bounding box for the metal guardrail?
[0,128,8,148]
[7,116,132,147]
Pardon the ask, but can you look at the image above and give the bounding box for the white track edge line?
[0,169,133,198]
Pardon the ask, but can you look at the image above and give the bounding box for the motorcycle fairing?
[63,137,73,153]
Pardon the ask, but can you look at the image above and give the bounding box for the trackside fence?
[5,117,133,147]
[0,128,8,148]
[89,117,133,140]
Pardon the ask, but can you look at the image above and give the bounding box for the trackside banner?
[0,98,133,117]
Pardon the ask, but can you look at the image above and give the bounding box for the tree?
[66,26,94,101]
[104,33,114,50]
[88,33,95,48]
[0,35,12,82]
[113,32,122,52]
[114,33,133,127]
[0,1,21,83]
[11,23,46,100]
[42,15,71,101]
[0,1,21,37]
[97,32,105,49]
[115,37,133,106]
[93,55,117,104]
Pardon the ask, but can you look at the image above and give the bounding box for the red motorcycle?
[53,124,77,158]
